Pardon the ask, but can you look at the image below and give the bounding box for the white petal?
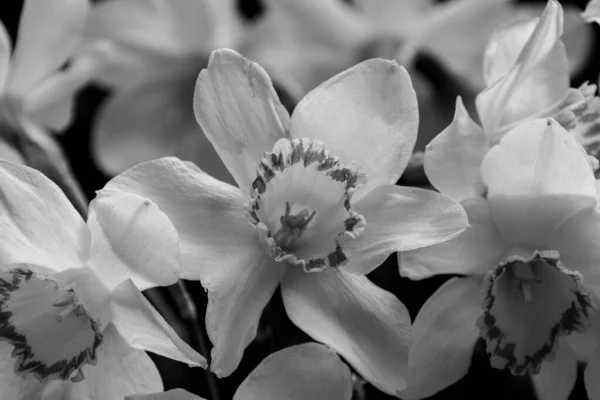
[583,0,600,25]
[42,323,163,400]
[354,0,432,36]
[481,119,597,245]
[0,21,11,92]
[109,279,206,367]
[0,161,89,270]
[6,0,89,96]
[93,73,234,185]
[281,267,410,395]
[400,277,482,399]
[0,342,45,399]
[342,184,468,275]
[193,49,290,195]
[205,249,285,377]
[399,196,505,280]
[586,347,600,400]
[424,97,488,201]
[102,157,257,281]
[234,343,352,400]
[290,58,418,200]
[87,191,180,291]
[128,389,205,400]
[532,341,577,400]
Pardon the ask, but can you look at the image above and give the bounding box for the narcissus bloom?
[131,343,354,400]
[0,162,205,399]
[400,119,600,399]
[83,0,243,181]
[99,48,468,395]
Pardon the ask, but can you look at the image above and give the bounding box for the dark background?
[0,0,598,399]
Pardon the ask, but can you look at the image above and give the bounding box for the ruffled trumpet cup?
[0,162,205,400]
[100,48,469,395]
[400,118,600,399]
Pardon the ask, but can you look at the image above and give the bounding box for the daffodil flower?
[425,0,600,204]
[0,161,205,399]
[82,0,243,181]
[98,48,468,395]
[399,118,600,399]
[130,343,354,400]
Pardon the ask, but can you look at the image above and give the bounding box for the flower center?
[0,265,111,382]
[477,250,597,376]
[246,138,366,272]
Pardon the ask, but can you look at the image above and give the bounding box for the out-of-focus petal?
[290,58,418,200]
[585,347,600,400]
[27,97,74,132]
[110,279,206,367]
[205,249,285,377]
[400,197,504,280]
[42,324,163,400]
[281,267,410,395]
[583,0,600,24]
[0,140,24,164]
[354,0,433,36]
[87,191,180,291]
[194,49,290,195]
[424,97,488,201]
[400,277,482,399]
[481,119,597,245]
[0,161,89,270]
[102,157,257,281]
[476,0,568,140]
[342,184,468,275]
[128,389,205,400]
[93,69,234,185]
[6,0,89,96]
[0,21,11,93]
[234,343,352,400]
[532,341,577,400]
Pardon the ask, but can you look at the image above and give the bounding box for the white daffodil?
[130,343,354,400]
[0,0,111,161]
[82,0,244,181]
[98,48,468,395]
[0,161,205,400]
[399,118,600,399]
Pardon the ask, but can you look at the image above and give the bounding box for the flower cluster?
[0,0,598,399]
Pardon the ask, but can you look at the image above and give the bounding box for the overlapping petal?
[205,250,284,377]
[399,197,504,280]
[290,58,418,200]
[128,389,205,400]
[234,343,352,400]
[401,277,482,399]
[424,97,488,201]
[87,191,180,291]
[6,0,89,96]
[102,157,257,280]
[109,279,206,367]
[583,0,600,25]
[481,119,597,245]
[193,49,290,195]
[0,161,90,270]
[531,341,577,400]
[281,267,410,395]
[0,21,10,92]
[342,184,468,275]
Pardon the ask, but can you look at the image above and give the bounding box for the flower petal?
[342,184,468,275]
[586,347,600,400]
[102,157,257,281]
[0,342,45,399]
[234,343,352,400]
[193,49,290,195]
[400,277,481,399]
[109,279,206,367]
[290,58,418,200]
[531,340,577,400]
[424,96,488,201]
[42,323,163,400]
[128,389,205,400]
[583,0,600,25]
[281,267,410,395]
[86,191,180,291]
[480,119,597,245]
[92,68,234,185]
[205,250,285,377]
[6,0,89,96]
[0,21,11,93]
[0,161,89,270]
[399,196,505,280]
